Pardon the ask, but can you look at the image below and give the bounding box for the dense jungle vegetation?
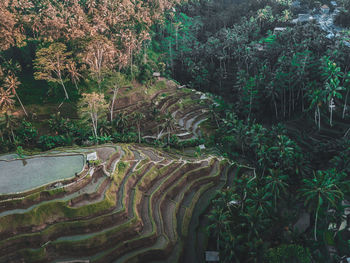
[0,0,350,262]
[154,0,350,261]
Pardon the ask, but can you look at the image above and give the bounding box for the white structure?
[292,14,314,24]
[199,144,206,150]
[205,251,219,262]
[321,5,330,14]
[273,27,287,34]
[87,152,98,161]
[200,94,208,100]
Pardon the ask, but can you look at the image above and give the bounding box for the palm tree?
[242,206,272,244]
[0,87,15,112]
[98,119,112,137]
[309,87,324,131]
[0,111,18,143]
[325,78,343,126]
[322,58,344,126]
[207,206,230,251]
[208,103,220,128]
[162,111,176,144]
[245,188,273,217]
[264,168,289,210]
[113,112,129,134]
[342,72,350,119]
[300,170,344,241]
[0,86,16,143]
[132,112,145,143]
[4,74,28,116]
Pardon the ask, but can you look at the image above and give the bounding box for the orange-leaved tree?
[82,36,117,90]
[34,42,73,100]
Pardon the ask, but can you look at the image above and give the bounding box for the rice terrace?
[0,143,241,262]
[1,0,350,262]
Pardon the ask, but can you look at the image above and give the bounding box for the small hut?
[273,27,287,34]
[320,4,330,14]
[152,72,161,80]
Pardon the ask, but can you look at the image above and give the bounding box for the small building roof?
[205,251,219,262]
[87,152,98,161]
[152,72,161,77]
[321,4,329,9]
[274,27,287,31]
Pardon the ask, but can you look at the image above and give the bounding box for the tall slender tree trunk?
[15,93,28,116]
[248,86,252,120]
[168,126,170,144]
[110,87,119,121]
[301,88,305,112]
[318,106,321,131]
[343,89,349,119]
[283,88,286,119]
[74,80,79,91]
[314,199,320,241]
[138,124,141,144]
[169,41,173,73]
[175,24,179,50]
[11,127,15,143]
[91,112,98,142]
[289,88,291,119]
[59,75,69,100]
[130,48,133,79]
[330,104,333,127]
[274,98,278,119]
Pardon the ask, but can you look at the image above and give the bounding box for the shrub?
[264,244,312,263]
[16,121,38,146]
[38,135,68,150]
[112,132,138,143]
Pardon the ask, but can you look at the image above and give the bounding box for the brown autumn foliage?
[0,0,181,106]
[0,1,25,51]
[1,0,181,63]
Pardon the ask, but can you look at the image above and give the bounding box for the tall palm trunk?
[138,123,141,144]
[110,87,119,121]
[314,199,320,241]
[15,93,28,116]
[343,89,349,119]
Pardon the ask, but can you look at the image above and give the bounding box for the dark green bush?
[264,244,312,263]
[38,135,69,150]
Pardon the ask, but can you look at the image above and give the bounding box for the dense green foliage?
[154,0,350,123]
[149,0,350,261]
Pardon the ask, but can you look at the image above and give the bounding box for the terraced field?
[113,82,212,142]
[0,144,239,263]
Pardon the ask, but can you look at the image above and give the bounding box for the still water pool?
[0,154,84,194]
